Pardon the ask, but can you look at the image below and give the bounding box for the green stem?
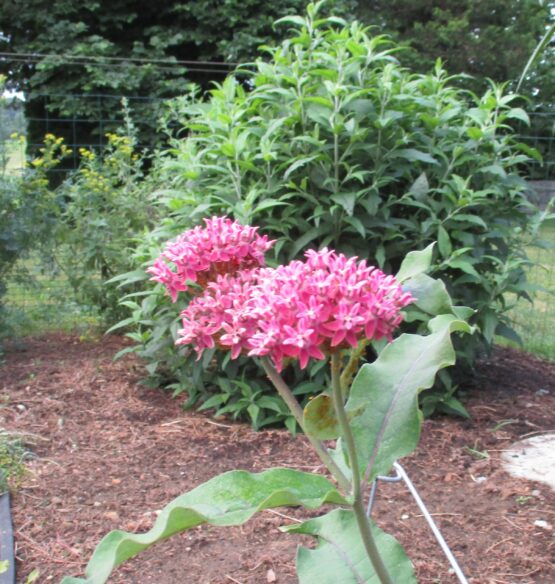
[259,357,351,493]
[330,352,394,584]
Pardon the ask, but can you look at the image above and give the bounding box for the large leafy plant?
[51,126,157,326]
[114,2,543,420]
[62,217,471,584]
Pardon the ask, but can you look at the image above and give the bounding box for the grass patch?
[501,224,555,360]
[3,138,26,174]
[0,428,33,492]
[3,256,100,337]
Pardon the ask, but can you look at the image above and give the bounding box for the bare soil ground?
[1,334,554,584]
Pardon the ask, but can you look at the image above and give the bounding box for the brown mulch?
[1,333,555,584]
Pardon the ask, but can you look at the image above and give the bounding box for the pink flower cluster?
[147,216,274,300]
[173,246,413,371]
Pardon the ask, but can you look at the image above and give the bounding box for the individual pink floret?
[147,216,275,301]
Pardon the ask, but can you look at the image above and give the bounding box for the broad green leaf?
[449,213,487,229]
[392,148,438,165]
[514,142,542,162]
[284,155,321,180]
[315,16,347,27]
[197,394,228,410]
[437,225,452,258]
[395,243,435,283]
[106,269,148,287]
[495,322,522,346]
[329,438,353,482]
[105,317,137,334]
[375,243,385,268]
[402,273,452,315]
[303,395,365,440]
[331,192,357,216]
[466,127,483,140]
[345,318,465,481]
[480,309,499,344]
[346,215,366,238]
[274,15,307,28]
[289,224,329,258]
[375,110,404,129]
[220,142,235,157]
[480,164,507,178]
[452,305,476,321]
[441,395,470,418]
[285,509,416,584]
[304,394,340,439]
[427,313,472,335]
[447,258,481,278]
[60,469,345,584]
[252,199,291,214]
[408,172,429,200]
[505,107,529,125]
[303,96,334,108]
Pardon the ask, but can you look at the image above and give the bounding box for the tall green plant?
[52,124,157,326]
[62,218,472,584]
[114,3,544,419]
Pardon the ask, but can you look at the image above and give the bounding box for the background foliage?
[2,3,552,428]
[111,9,547,425]
[49,122,157,326]
[0,0,355,152]
[0,86,158,342]
[0,106,62,348]
[1,1,553,155]
[358,1,554,96]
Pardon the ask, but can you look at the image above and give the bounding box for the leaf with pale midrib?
[345,317,469,482]
[60,469,345,584]
[286,508,417,584]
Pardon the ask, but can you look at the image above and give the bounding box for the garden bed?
[2,334,555,583]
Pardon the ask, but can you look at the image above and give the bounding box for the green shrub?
[2,106,159,340]
[51,123,158,326]
[114,5,545,423]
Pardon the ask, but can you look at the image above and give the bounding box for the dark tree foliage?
[0,0,356,154]
[1,0,553,158]
[357,0,554,94]
[356,0,555,177]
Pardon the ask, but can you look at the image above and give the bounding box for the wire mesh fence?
[522,112,555,181]
[4,256,101,336]
[4,98,555,176]
[1,94,554,360]
[505,226,555,361]
[24,92,167,170]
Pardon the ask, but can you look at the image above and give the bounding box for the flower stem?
[330,352,394,584]
[259,356,351,493]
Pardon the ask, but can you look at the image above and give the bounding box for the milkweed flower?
[245,249,413,370]
[147,216,275,300]
[172,241,413,371]
[177,270,260,359]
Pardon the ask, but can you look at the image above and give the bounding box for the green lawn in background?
[6,140,26,173]
[3,209,554,358]
[4,257,100,337]
[503,224,555,360]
